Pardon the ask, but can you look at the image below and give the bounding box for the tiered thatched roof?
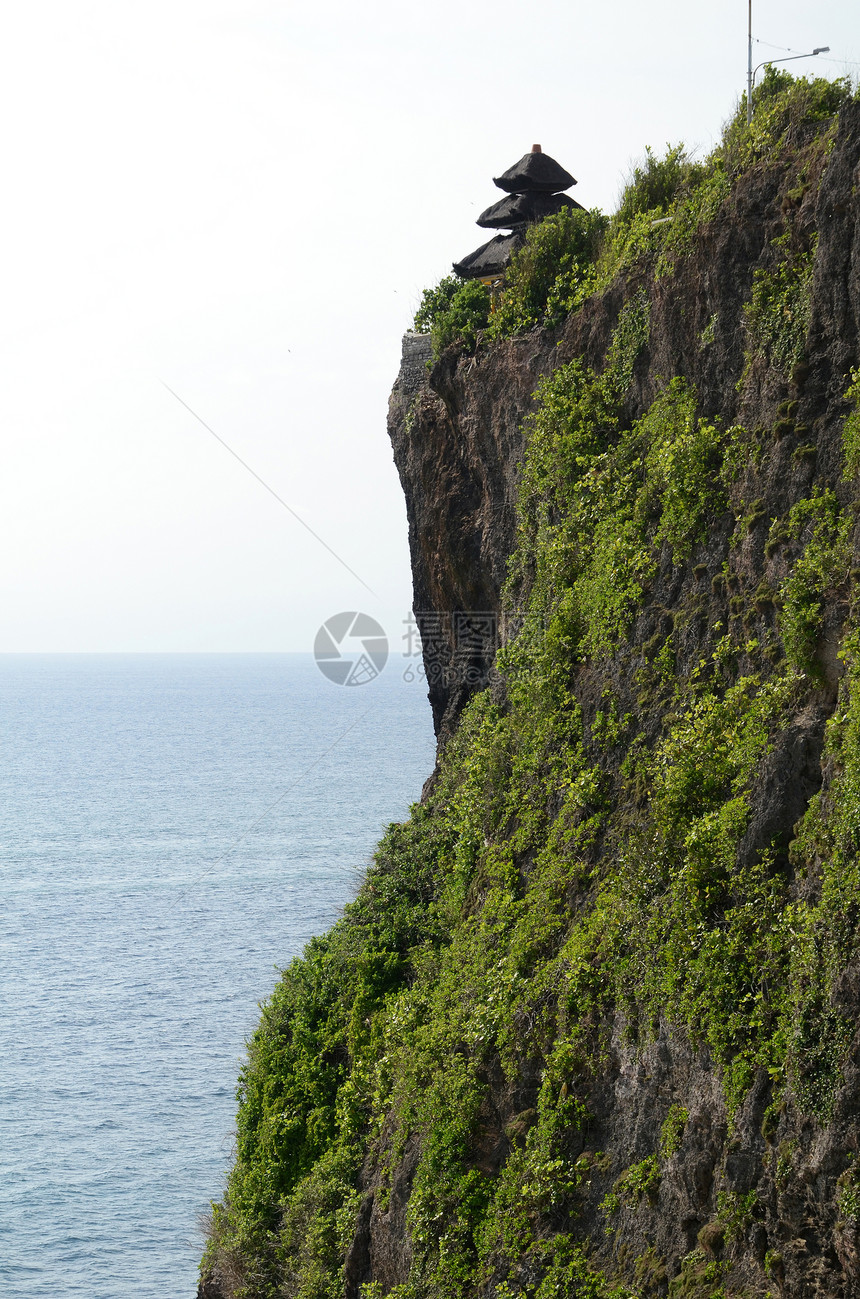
[455,144,579,281]
[477,189,583,230]
[452,232,523,280]
[492,148,576,194]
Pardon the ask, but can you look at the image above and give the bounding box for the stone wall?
[396,332,433,399]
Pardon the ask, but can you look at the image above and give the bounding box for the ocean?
[0,653,436,1297]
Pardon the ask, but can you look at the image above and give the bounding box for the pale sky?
[1,0,857,651]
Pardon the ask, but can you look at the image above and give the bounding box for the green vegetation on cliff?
[414,69,850,360]
[202,74,860,1299]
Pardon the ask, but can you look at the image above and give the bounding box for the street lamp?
[746,1,829,124]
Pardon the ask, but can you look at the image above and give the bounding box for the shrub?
[615,1154,661,1205]
[722,67,851,175]
[596,143,710,286]
[596,73,848,289]
[660,1104,688,1158]
[489,207,609,337]
[778,490,850,675]
[842,368,860,478]
[413,275,491,359]
[637,379,733,562]
[615,143,695,224]
[743,240,816,376]
[413,276,459,334]
[838,1164,860,1221]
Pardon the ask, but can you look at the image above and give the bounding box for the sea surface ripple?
[0,653,435,1297]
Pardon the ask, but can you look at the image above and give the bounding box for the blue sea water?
[0,654,436,1298]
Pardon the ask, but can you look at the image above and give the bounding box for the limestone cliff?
[200,83,860,1299]
[390,102,860,751]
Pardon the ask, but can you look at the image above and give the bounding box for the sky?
[0,0,857,652]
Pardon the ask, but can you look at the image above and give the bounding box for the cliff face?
[383,102,860,1294]
[201,88,860,1299]
[390,104,860,749]
[388,330,549,742]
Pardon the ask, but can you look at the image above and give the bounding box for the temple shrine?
[453,144,582,290]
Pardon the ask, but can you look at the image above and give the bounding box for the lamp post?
[747,0,753,127]
[746,3,829,125]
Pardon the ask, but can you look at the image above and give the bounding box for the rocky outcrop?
[200,97,860,1299]
[378,102,860,1297]
[390,106,860,752]
[388,330,555,742]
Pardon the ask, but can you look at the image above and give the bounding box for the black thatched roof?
[493,146,576,194]
[453,232,523,280]
[476,189,584,230]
